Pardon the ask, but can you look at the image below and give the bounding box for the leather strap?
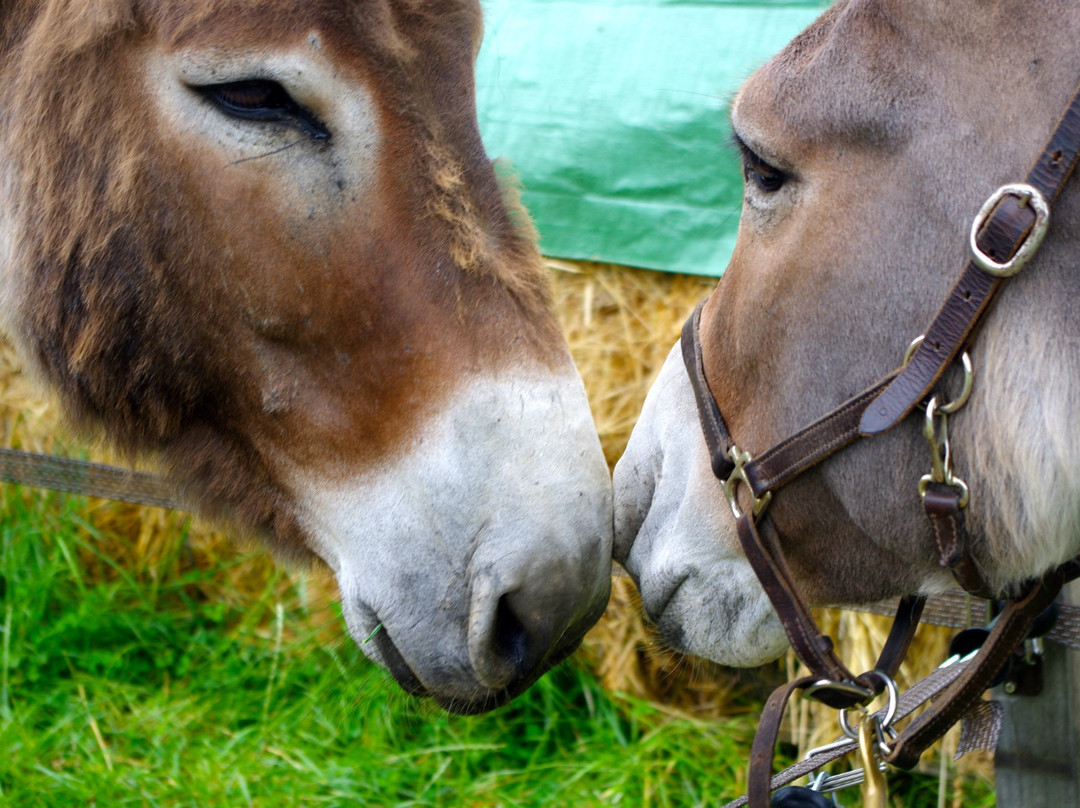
[922,483,995,597]
[860,76,1080,435]
[681,302,736,481]
[736,513,855,688]
[744,376,895,497]
[873,593,927,676]
[747,675,819,808]
[681,299,898,499]
[736,512,926,700]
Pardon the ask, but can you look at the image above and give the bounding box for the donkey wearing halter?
[616,1,1080,799]
[0,0,613,714]
[616,0,1080,667]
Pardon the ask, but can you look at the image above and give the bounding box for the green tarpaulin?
[475,0,829,276]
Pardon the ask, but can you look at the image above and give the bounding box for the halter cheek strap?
[861,90,1080,435]
[684,73,1080,808]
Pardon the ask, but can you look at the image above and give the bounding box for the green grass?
[0,485,994,807]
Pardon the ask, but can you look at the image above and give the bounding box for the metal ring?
[804,736,858,761]
[810,771,831,793]
[903,335,924,367]
[722,445,772,521]
[970,183,1050,277]
[919,472,970,508]
[922,395,941,444]
[838,671,899,741]
[862,670,899,730]
[838,705,865,741]
[901,338,973,415]
[935,351,973,415]
[875,716,899,760]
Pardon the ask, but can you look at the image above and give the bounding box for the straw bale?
[547,259,715,470]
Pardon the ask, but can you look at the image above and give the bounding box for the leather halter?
[683,75,1080,805]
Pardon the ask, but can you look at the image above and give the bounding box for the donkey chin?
[289,369,614,714]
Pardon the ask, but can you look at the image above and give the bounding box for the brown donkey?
[0,0,612,714]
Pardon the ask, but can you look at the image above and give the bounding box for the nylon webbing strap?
[0,448,182,510]
[842,589,1080,652]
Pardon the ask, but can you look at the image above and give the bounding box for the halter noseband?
[684,77,1080,806]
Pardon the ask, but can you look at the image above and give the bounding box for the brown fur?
[0,0,563,561]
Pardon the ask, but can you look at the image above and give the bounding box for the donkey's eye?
[210,80,288,113]
[193,80,330,142]
[736,138,788,194]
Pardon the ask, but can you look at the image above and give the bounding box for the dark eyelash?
[727,131,746,156]
[192,80,331,142]
[732,133,788,193]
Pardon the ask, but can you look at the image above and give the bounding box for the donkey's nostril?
[493,594,529,670]
[469,584,563,691]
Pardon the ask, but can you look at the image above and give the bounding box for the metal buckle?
[969,183,1050,277]
[722,445,772,520]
